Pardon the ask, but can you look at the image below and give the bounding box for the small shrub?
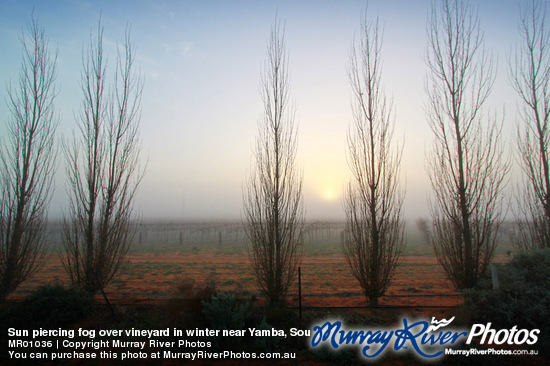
[253,316,280,352]
[202,292,250,348]
[463,248,550,355]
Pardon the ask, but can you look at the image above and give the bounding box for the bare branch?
[0,14,58,301]
[343,8,405,307]
[509,0,550,252]
[62,20,144,293]
[425,0,508,289]
[243,17,304,305]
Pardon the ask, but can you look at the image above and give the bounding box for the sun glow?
[308,168,349,204]
[323,188,337,201]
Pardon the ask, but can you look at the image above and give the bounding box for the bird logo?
[427,316,456,332]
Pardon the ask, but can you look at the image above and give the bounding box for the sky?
[0,0,528,221]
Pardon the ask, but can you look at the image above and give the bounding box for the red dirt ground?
[8,248,490,309]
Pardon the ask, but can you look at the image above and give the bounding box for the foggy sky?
[0,0,525,221]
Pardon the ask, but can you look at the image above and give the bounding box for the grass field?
[12,220,515,309]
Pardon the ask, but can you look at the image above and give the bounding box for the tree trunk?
[368,295,379,307]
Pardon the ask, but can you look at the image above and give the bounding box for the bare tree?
[0,15,58,301]
[62,22,143,293]
[425,0,508,289]
[342,11,404,307]
[243,19,304,305]
[510,0,550,252]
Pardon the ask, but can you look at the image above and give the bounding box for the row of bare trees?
[0,16,143,301]
[2,0,548,306]
[243,11,405,306]
[246,0,550,307]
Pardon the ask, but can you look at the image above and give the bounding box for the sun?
[308,167,348,204]
[322,187,337,201]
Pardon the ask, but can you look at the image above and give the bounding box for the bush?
[463,248,550,354]
[253,316,280,352]
[0,284,94,330]
[201,291,284,352]
[202,292,250,348]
